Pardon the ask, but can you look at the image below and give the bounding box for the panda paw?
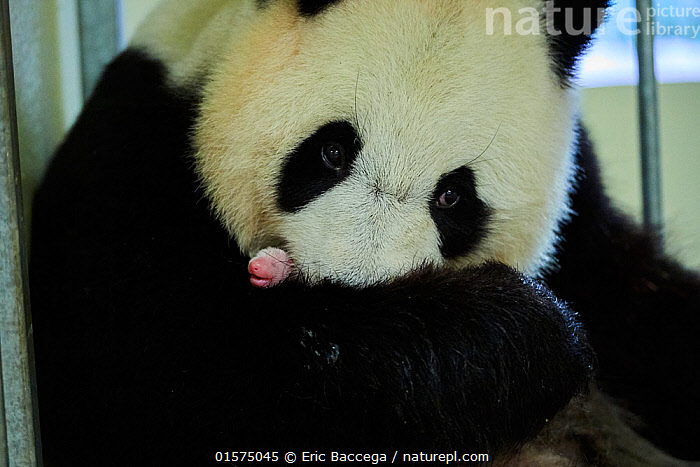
[248,247,294,288]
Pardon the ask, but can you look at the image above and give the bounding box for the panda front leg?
[248,247,294,288]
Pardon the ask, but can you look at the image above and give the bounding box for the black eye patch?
[278,121,361,213]
[429,167,491,259]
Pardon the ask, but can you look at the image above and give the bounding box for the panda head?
[193,0,607,286]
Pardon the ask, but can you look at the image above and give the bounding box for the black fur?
[430,166,491,259]
[545,127,700,461]
[257,0,342,17]
[297,0,343,16]
[544,0,610,86]
[278,121,361,213]
[31,50,593,465]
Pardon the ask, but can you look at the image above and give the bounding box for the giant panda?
[29,0,699,465]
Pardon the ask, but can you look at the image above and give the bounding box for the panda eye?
[437,189,460,208]
[321,143,346,170]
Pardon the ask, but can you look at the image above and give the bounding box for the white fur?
[135,0,579,285]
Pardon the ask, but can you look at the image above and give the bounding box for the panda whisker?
[354,69,368,134]
[260,249,291,265]
[467,122,502,166]
[354,69,360,129]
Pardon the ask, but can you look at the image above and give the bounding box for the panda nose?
[367,180,410,204]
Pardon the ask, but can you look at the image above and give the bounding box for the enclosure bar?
[77,0,119,101]
[635,0,663,243]
[0,0,41,465]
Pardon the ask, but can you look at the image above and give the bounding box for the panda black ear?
[545,0,611,85]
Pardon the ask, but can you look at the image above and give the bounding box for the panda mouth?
[248,247,294,288]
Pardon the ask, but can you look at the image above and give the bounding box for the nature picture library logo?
[608,4,700,38]
[485,1,700,39]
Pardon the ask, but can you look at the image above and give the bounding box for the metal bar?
[77,0,119,101]
[0,0,41,464]
[635,0,663,243]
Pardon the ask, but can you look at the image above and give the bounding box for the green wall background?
[581,83,700,269]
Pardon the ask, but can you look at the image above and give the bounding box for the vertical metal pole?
[0,0,41,465]
[635,0,663,244]
[77,0,119,101]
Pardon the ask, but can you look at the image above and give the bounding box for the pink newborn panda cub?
[248,247,294,288]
